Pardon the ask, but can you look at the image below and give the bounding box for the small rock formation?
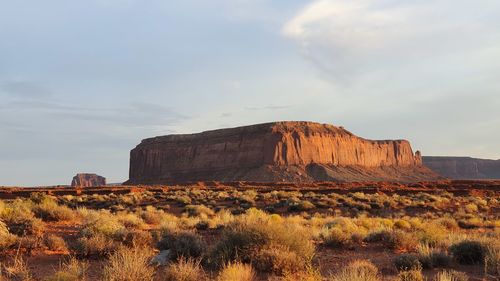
[127,121,440,184]
[71,173,106,187]
[423,156,500,179]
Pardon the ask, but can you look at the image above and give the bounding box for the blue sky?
[1,0,499,186]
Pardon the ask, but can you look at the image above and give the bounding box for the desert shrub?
[417,223,448,247]
[43,257,88,281]
[0,220,17,251]
[328,260,379,281]
[157,230,205,260]
[273,267,323,281]
[32,198,75,222]
[435,218,459,231]
[79,210,125,238]
[434,270,468,281]
[394,220,412,230]
[416,243,451,269]
[217,262,255,281]
[484,242,500,276]
[44,234,68,251]
[1,200,45,237]
[102,246,155,281]
[116,213,145,229]
[1,257,32,281]
[394,254,421,271]
[209,209,314,269]
[139,206,165,225]
[184,205,215,217]
[397,268,423,281]
[120,229,152,248]
[71,234,119,258]
[457,218,483,229]
[253,244,304,275]
[321,228,352,248]
[163,258,205,281]
[174,195,192,205]
[8,217,45,237]
[365,230,418,251]
[288,201,315,212]
[449,240,485,265]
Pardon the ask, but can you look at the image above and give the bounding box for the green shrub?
[449,240,485,265]
[102,246,155,281]
[394,254,421,271]
[163,258,205,281]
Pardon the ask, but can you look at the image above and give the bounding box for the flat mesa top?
[138,121,404,145]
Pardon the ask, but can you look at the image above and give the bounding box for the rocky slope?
[127,121,440,183]
[423,156,500,179]
[71,173,106,187]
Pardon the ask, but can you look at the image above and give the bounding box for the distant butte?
[126,121,441,184]
[423,156,500,179]
[71,173,106,187]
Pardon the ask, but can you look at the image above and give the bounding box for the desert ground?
[0,180,498,281]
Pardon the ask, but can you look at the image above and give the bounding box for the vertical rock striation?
[127,121,439,183]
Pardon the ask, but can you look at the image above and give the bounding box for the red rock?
[423,156,500,179]
[127,121,440,184]
[71,173,106,187]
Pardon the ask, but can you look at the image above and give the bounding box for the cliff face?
[423,156,500,179]
[127,121,438,183]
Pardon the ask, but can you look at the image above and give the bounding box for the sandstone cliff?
[127,121,440,184]
[71,173,106,187]
[423,156,500,179]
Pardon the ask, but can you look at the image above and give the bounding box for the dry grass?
[163,258,205,281]
[102,246,155,281]
[328,260,379,281]
[217,262,256,281]
[43,257,88,281]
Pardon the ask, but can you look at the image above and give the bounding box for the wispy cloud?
[284,0,500,84]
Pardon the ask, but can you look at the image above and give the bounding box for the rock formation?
[71,173,106,187]
[423,156,500,179]
[127,121,440,184]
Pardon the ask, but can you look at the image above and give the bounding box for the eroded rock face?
[71,173,106,187]
[127,121,439,183]
[423,156,500,179]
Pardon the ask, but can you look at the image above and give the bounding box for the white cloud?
[284,0,500,84]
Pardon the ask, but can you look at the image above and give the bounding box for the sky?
[1,0,500,186]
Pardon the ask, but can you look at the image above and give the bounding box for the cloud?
[283,0,500,84]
